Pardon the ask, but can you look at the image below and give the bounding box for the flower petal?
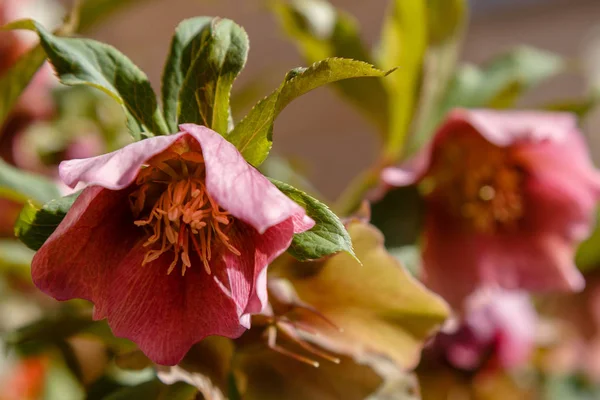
[59,134,182,190]
[517,135,600,241]
[212,218,297,324]
[31,186,138,302]
[381,109,584,188]
[422,205,585,308]
[179,124,314,234]
[59,125,314,235]
[98,245,244,366]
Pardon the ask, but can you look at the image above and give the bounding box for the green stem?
[333,158,389,217]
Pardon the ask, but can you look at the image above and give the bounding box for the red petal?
[99,245,243,366]
[31,186,138,302]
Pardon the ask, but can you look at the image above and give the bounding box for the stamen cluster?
[424,133,524,233]
[129,150,240,275]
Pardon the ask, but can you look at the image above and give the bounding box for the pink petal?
[179,124,314,234]
[211,217,297,322]
[59,134,182,190]
[31,187,244,365]
[59,125,314,235]
[457,109,578,147]
[382,109,584,188]
[470,289,537,369]
[31,186,138,302]
[517,135,600,241]
[96,246,243,366]
[422,205,585,308]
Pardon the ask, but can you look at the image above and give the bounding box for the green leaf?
[270,221,449,370]
[228,58,392,166]
[171,18,249,134]
[272,0,390,133]
[270,179,354,261]
[162,16,213,132]
[14,191,80,251]
[0,45,48,131]
[406,0,467,154]
[378,0,428,159]
[105,380,198,400]
[443,47,565,110]
[0,158,60,204]
[8,20,168,140]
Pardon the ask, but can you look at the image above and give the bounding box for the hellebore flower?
[31,124,314,365]
[433,288,537,371]
[382,109,600,306]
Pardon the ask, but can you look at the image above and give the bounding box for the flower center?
[129,149,240,276]
[422,133,524,233]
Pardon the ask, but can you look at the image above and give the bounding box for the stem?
[333,157,389,217]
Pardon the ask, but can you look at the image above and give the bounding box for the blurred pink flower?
[31,124,314,365]
[434,288,537,371]
[383,109,600,307]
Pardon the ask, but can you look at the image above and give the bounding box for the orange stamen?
[129,150,240,275]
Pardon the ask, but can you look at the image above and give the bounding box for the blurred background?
[71,0,600,199]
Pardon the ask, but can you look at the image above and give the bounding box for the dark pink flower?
[31,124,314,365]
[434,288,537,371]
[382,109,600,306]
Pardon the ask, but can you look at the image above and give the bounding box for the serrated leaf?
[6,20,168,140]
[228,58,392,166]
[105,380,198,400]
[14,191,79,251]
[270,178,354,260]
[273,0,390,133]
[175,18,249,134]
[378,0,427,158]
[0,158,60,204]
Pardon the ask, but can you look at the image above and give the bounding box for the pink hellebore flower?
[31,124,314,365]
[436,288,537,371]
[382,109,600,307]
